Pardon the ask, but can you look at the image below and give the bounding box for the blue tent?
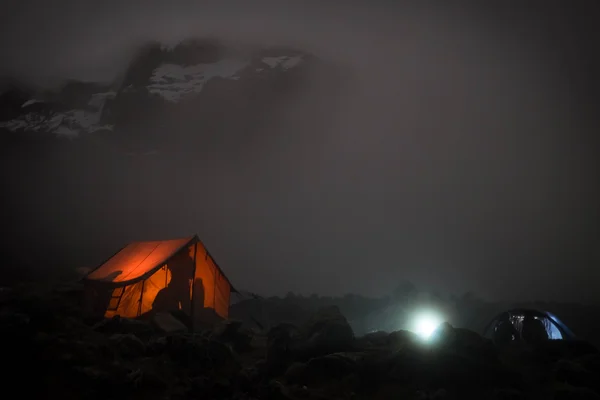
[483,308,577,340]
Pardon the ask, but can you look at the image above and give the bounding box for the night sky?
[1,1,599,303]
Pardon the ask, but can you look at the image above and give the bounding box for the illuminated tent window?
[82,235,237,326]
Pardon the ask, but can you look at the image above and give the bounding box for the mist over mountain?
[0,36,359,297]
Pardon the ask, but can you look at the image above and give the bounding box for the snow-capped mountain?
[0,39,314,140]
[146,55,303,103]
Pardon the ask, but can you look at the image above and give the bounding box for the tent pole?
[213,266,217,309]
[190,242,198,332]
[138,280,145,317]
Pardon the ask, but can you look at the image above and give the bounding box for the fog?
[1,1,599,303]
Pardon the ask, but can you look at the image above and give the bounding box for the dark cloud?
[2,1,599,302]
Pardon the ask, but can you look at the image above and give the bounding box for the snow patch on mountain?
[262,55,304,70]
[147,59,248,103]
[0,111,113,137]
[0,91,116,137]
[22,99,44,108]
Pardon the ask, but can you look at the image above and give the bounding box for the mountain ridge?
[0,38,332,144]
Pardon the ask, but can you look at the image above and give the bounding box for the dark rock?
[355,330,397,350]
[237,365,262,392]
[146,335,168,355]
[388,330,421,351]
[0,310,30,331]
[358,333,521,391]
[284,362,308,384]
[266,323,302,375]
[212,319,254,353]
[488,388,524,400]
[188,375,234,399]
[416,388,448,399]
[285,352,363,387]
[92,315,156,337]
[57,339,105,366]
[5,281,600,399]
[296,306,355,360]
[429,322,498,364]
[553,359,600,391]
[108,333,146,358]
[165,334,241,377]
[577,353,600,373]
[531,340,599,364]
[263,380,305,400]
[553,385,600,400]
[307,352,361,379]
[193,307,227,330]
[361,330,389,347]
[264,307,356,377]
[254,358,268,375]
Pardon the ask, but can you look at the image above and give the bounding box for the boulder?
[488,388,524,400]
[553,359,600,392]
[429,322,498,364]
[356,330,389,349]
[265,323,302,375]
[193,307,225,330]
[211,319,253,353]
[285,352,363,386]
[388,330,421,352]
[297,305,355,359]
[163,334,241,378]
[577,353,600,374]
[532,340,599,363]
[108,333,146,358]
[416,388,448,399]
[284,362,308,384]
[354,327,520,391]
[264,306,357,374]
[0,309,31,333]
[93,315,156,337]
[553,386,600,400]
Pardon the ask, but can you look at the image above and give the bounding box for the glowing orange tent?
[82,235,236,323]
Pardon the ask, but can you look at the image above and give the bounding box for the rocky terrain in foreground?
[2,282,600,400]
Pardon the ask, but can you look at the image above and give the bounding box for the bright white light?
[411,311,443,340]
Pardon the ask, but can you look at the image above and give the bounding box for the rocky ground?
[1,282,600,400]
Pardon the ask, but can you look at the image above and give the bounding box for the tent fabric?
[105,265,172,319]
[84,235,234,322]
[105,282,143,319]
[192,243,232,318]
[545,311,577,340]
[87,237,194,284]
[215,272,232,318]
